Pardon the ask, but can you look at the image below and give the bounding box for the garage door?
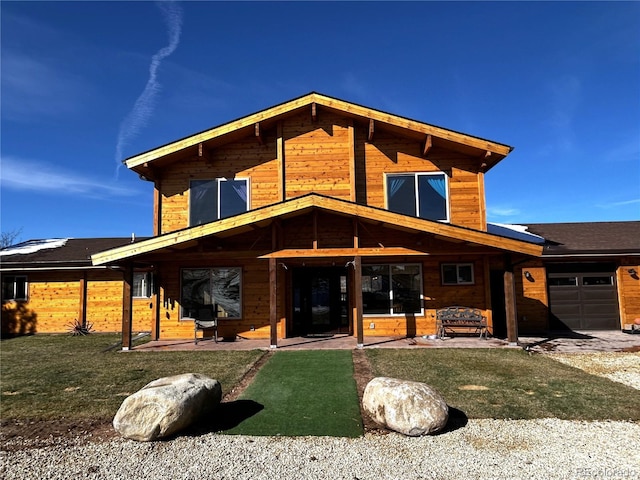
[548,272,620,330]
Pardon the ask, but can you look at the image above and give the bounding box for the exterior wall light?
[629,268,638,277]
[524,271,534,281]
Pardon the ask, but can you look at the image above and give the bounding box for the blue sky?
[2,1,639,242]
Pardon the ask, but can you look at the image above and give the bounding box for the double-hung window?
[133,272,154,298]
[386,172,449,222]
[2,275,28,301]
[181,267,242,320]
[361,264,423,315]
[189,178,249,226]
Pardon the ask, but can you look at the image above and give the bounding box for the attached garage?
[524,222,640,333]
[548,267,620,330]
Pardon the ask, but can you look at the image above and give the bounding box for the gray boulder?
[113,373,222,441]
[362,377,448,436]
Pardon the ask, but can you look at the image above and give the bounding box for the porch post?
[78,272,87,329]
[504,266,519,345]
[269,257,278,348]
[121,264,133,351]
[354,256,364,348]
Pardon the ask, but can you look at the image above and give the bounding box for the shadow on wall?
[1,302,37,338]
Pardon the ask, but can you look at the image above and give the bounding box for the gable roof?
[92,194,542,266]
[526,221,640,257]
[0,237,147,271]
[124,92,513,177]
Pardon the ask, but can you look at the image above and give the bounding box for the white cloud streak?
[1,156,138,198]
[114,1,183,174]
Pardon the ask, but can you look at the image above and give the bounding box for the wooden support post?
[269,257,277,349]
[122,264,133,351]
[504,265,518,345]
[78,272,87,328]
[354,256,364,348]
[151,272,160,341]
[312,210,318,249]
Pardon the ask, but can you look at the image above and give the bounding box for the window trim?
[361,263,424,317]
[189,177,250,226]
[179,267,242,321]
[2,275,28,301]
[441,263,475,286]
[385,171,450,222]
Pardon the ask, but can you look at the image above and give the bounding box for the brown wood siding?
[617,260,640,326]
[515,262,549,333]
[0,270,155,335]
[159,137,280,233]
[362,129,486,230]
[284,110,352,200]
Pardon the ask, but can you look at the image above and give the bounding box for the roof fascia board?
[92,195,542,265]
[124,92,512,170]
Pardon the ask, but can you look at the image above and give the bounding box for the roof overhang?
[92,195,543,266]
[124,92,513,178]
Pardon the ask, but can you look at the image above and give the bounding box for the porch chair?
[194,304,218,344]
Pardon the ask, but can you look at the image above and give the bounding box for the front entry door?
[292,267,349,336]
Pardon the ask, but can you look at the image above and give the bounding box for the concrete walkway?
[131,330,640,354]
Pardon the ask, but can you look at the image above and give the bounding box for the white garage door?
[548,272,620,330]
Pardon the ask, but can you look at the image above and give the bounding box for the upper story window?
[386,172,449,222]
[189,178,249,226]
[2,275,28,301]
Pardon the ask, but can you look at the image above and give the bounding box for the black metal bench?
[194,304,218,344]
[436,306,487,339]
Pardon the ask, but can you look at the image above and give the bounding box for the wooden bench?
[436,306,488,339]
[194,304,218,344]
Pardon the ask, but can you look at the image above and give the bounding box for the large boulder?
[362,377,448,436]
[113,373,222,441]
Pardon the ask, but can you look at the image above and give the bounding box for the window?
[387,172,449,221]
[181,267,241,319]
[189,178,249,226]
[548,276,578,287]
[133,272,154,298]
[441,263,474,285]
[2,275,28,301]
[362,264,422,315]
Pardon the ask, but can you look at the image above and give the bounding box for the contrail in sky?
[114,1,182,176]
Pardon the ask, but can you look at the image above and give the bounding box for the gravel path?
[547,352,640,390]
[2,419,639,480]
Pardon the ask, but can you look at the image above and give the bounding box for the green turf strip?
[223,350,363,437]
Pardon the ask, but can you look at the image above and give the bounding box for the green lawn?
[2,335,637,437]
[366,348,640,421]
[223,350,363,437]
[0,334,264,421]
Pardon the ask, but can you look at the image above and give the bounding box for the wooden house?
[0,238,154,337]
[89,92,546,348]
[4,94,636,345]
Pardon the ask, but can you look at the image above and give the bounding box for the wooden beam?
[260,247,430,259]
[423,134,433,157]
[121,264,133,351]
[312,210,318,249]
[311,102,317,122]
[367,119,375,143]
[78,272,87,329]
[348,121,356,202]
[354,256,363,348]
[269,257,277,348]
[254,122,264,145]
[277,122,285,201]
[504,265,518,345]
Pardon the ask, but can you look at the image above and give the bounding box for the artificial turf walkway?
[224,350,364,437]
